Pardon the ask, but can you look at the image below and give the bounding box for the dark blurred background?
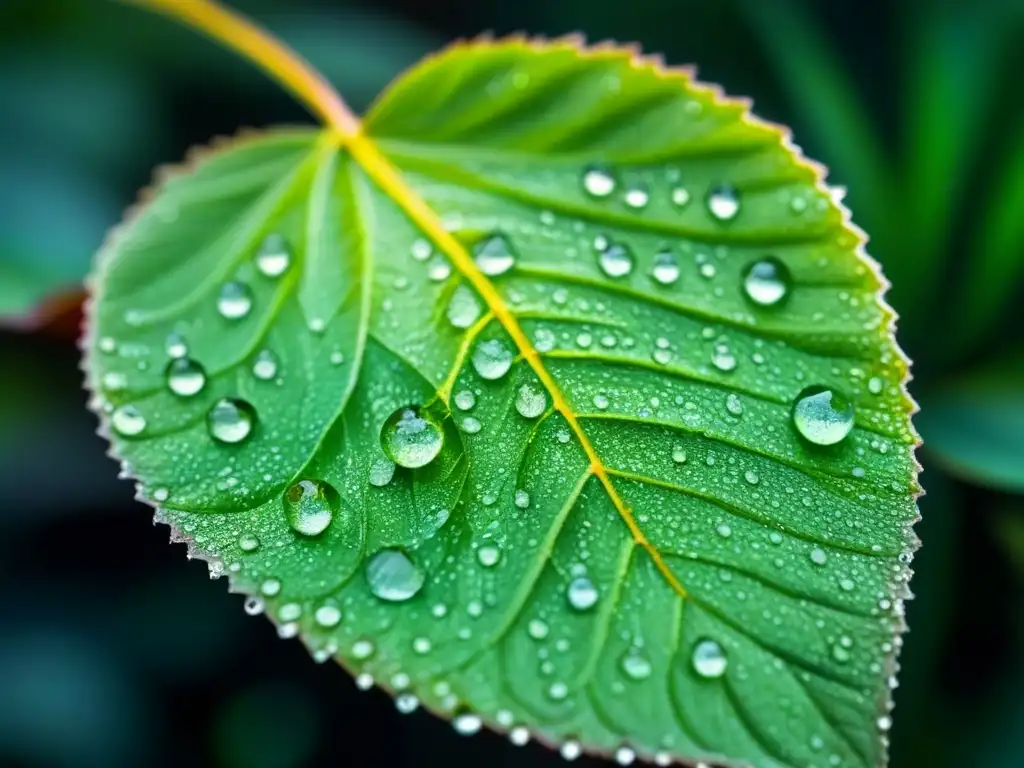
[1,1,1022,766]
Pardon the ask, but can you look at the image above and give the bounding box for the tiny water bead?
[566,577,599,611]
[620,650,653,680]
[255,233,291,277]
[454,390,475,410]
[252,349,279,380]
[366,549,424,602]
[743,257,792,307]
[446,284,482,329]
[165,332,187,359]
[691,639,728,678]
[651,251,681,286]
[473,234,516,276]
[380,405,444,469]
[207,398,256,444]
[453,713,483,736]
[165,358,206,397]
[111,405,146,437]
[368,457,396,487]
[314,604,342,628]
[623,184,650,209]
[216,281,253,319]
[706,185,741,221]
[461,417,482,434]
[514,489,531,509]
[471,339,513,380]
[582,166,616,198]
[598,243,635,278]
[283,479,340,537]
[515,383,547,418]
[792,386,856,446]
[670,185,691,208]
[477,545,502,567]
[238,533,260,552]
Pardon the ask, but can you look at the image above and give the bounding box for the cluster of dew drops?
[93,160,902,761]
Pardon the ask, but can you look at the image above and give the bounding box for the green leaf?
[917,351,1024,493]
[84,37,920,768]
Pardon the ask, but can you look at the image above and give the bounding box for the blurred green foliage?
[0,1,1021,766]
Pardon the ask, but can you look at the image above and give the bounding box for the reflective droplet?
[792,386,855,446]
[427,256,452,281]
[528,618,549,639]
[810,547,827,565]
[515,383,547,418]
[868,376,884,395]
[164,332,187,359]
[366,549,424,602]
[514,489,531,509]
[472,339,513,380]
[473,234,516,276]
[623,184,649,209]
[369,457,396,487]
[252,349,278,380]
[239,533,260,552]
[560,740,582,761]
[243,596,264,616]
[315,604,341,628]
[166,357,206,397]
[446,284,482,328]
[598,243,634,278]
[620,650,652,680]
[411,238,432,262]
[102,372,127,392]
[711,348,737,372]
[453,713,482,735]
[112,405,146,437]
[651,251,680,285]
[454,390,475,410]
[509,726,530,746]
[261,578,281,597]
[743,257,792,307]
[672,446,687,464]
[283,479,339,537]
[615,746,636,766]
[352,639,375,660]
[582,166,616,198]
[381,405,444,468]
[461,416,482,434]
[548,681,569,700]
[566,576,599,611]
[670,185,691,208]
[477,545,501,567]
[726,393,743,416]
[207,398,256,444]
[216,281,253,319]
[691,639,728,678]
[255,233,290,277]
[706,185,740,221]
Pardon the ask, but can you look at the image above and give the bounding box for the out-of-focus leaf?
[918,351,1024,493]
[954,132,1024,351]
[84,32,921,768]
[213,682,320,768]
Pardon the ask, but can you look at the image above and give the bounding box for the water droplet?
[252,349,278,380]
[244,596,264,615]
[395,693,419,714]
[239,533,260,552]
[381,405,444,468]
[620,650,652,680]
[868,376,884,395]
[651,251,681,285]
[716,523,732,538]
[369,457,396,487]
[548,681,569,700]
[615,746,636,766]
[454,390,475,410]
[446,284,482,328]
[593,393,610,410]
[111,405,146,437]
[672,446,687,464]
[255,233,290,277]
[166,357,206,397]
[706,185,740,221]
[877,715,892,732]
[810,547,827,565]
[744,470,759,485]
[216,281,253,319]
[427,256,452,281]
[278,602,302,622]
[352,638,375,660]
[691,639,728,678]
[582,166,616,198]
[283,479,339,537]
[261,578,281,597]
[792,386,855,446]
[477,545,501,567]
[411,238,432,262]
[528,618,549,639]
[472,339,513,380]
[461,416,482,434]
[743,257,792,307]
[566,577,599,611]
[99,336,117,354]
[473,234,516,276]
[726,393,743,416]
[598,243,634,278]
[509,727,530,746]
[413,637,432,654]
[514,489,531,509]
[515,383,547,418]
[623,184,649,209]
[711,348,737,372]
[152,487,169,502]
[560,740,582,761]
[314,604,341,627]
[102,372,127,392]
[671,185,691,208]
[207,398,256,444]
[453,713,482,735]
[366,549,424,602]
[164,332,187,358]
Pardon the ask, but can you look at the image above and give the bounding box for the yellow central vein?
[122,0,689,602]
[344,132,688,601]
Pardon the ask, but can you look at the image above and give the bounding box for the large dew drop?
[473,234,516,277]
[283,479,339,537]
[165,358,206,397]
[792,386,855,446]
[366,549,424,602]
[566,576,599,611]
[255,233,291,277]
[651,251,681,286]
[691,638,728,678]
[471,339,513,380]
[111,404,146,437]
[207,398,256,444]
[381,405,444,468]
[515,382,547,419]
[598,243,635,278]
[446,284,482,329]
[216,281,253,319]
[706,185,740,221]
[582,166,616,198]
[743,257,792,307]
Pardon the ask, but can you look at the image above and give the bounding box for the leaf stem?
[119,0,360,136]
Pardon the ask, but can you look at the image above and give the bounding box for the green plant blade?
[917,351,1024,493]
[85,39,920,768]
